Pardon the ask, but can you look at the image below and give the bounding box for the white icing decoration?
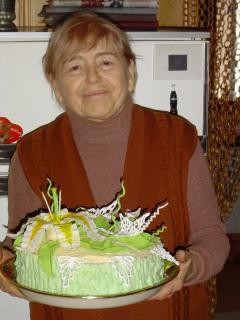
[151,245,179,265]
[118,212,150,235]
[54,224,79,248]
[77,200,118,220]
[118,202,169,235]
[8,208,106,252]
[57,256,85,288]
[111,256,135,287]
[8,188,169,252]
[21,223,46,253]
[125,208,142,219]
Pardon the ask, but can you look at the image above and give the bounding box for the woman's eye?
[103,60,111,65]
[101,60,113,68]
[70,64,82,72]
[64,61,83,73]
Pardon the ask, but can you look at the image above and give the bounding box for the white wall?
[0,294,29,320]
[0,189,30,318]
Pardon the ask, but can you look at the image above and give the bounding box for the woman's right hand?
[0,246,24,298]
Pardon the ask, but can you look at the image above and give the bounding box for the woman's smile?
[84,90,107,97]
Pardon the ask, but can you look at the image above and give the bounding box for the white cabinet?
[0,31,209,137]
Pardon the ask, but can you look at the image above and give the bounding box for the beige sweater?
[6,103,229,284]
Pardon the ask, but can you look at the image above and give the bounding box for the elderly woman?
[0,11,229,320]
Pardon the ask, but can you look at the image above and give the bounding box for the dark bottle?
[170,84,178,115]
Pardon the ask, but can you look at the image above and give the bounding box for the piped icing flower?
[8,179,103,252]
[8,179,169,253]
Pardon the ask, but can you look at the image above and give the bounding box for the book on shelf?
[117,20,158,30]
[40,5,157,15]
[49,0,158,8]
[39,4,158,30]
[41,12,158,23]
[43,14,158,30]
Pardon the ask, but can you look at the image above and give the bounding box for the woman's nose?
[86,65,100,83]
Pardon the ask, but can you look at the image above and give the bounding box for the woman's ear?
[51,78,63,104]
[128,60,137,94]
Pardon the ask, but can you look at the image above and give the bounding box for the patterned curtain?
[183,0,199,26]
[207,1,240,224]
[183,1,240,319]
[184,0,240,223]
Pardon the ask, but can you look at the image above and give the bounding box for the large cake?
[10,180,178,297]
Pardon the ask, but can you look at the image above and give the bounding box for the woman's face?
[52,40,135,121]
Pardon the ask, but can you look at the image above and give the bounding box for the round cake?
[10,180,178,297]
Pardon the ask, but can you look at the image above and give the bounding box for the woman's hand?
[150,249,193,301]
[0,246,24,298]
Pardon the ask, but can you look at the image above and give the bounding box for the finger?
[149,281,177,301]
[175,249,190,263]
[166,290,174,298]
[0,282,24,298]
[150,250,192,301]
[0,271,24,298]
[150,264,189,301]
[175,250,193,284]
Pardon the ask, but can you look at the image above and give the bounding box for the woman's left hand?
[150,249,193,301]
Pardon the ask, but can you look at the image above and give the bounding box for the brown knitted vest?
[18,105,208,320]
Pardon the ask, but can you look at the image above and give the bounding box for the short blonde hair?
[42,11,136,81]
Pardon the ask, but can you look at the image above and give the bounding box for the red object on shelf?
[0,117,23,144]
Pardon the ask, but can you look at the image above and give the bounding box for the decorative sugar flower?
[8,179,104,253]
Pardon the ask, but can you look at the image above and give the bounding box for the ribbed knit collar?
[66,98,134,144]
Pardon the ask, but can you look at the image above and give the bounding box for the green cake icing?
[10,180,179,297]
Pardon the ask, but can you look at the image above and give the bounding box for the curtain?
[184,0,240,223]
[183,1,240,318]
[207,1,240,224]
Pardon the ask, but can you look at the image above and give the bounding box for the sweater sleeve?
[4,151,42,250]
[185,141,230,285]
